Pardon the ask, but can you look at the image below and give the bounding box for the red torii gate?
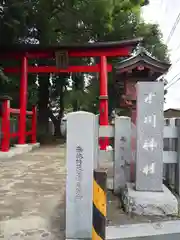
[0,39,142,150]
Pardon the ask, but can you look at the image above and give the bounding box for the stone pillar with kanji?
[135,81,164,192]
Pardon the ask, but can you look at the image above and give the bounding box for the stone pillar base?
[121,182,178,216]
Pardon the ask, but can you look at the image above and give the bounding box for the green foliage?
[0,0,169,137]
[135,23,169,61]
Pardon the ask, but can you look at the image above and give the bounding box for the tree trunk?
[72,99,80,111]
[58,84,64,121]
[48,74,67,138]
[54,119,61,137]
[38,75,50,134]
[49,110,62,138]
[54,84,65,137]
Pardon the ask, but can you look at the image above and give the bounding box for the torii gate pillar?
[99,56,109,150]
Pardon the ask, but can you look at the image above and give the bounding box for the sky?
[142,0,180,110]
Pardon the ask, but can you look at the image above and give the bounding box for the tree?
[0,1,38,107]
[0,0,169,138]
[78,1,169,116]
[49,73,70,136]
[135,23,169,61]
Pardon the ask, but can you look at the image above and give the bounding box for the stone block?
[0,143,40,159]
[121,182,178,216]
[66,111,95,239]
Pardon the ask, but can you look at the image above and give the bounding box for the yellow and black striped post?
[92,169,107,240]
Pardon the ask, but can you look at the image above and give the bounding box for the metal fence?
[98,117,180,195]
[163,118,180,194]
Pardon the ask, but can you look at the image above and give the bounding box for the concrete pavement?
[0,144,66,239]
